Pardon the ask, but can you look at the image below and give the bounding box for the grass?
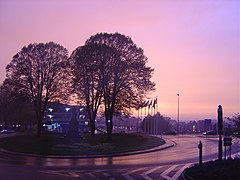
[0,133,165,156]
[185,158,240,180]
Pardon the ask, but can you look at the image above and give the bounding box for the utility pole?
[177,94,180,135]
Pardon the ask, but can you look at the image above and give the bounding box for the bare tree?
[227,114,240,131]
[6,42,69,136]
[71,43,119,136]
[86,33,155,141]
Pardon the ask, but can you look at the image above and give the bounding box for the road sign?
[224,137,232,146]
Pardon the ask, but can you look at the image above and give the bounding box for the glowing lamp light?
[65,107,70,112]
[48,108,53,112]
[52,123,60,128]
[193,125,196,132]
[48,115,53,119]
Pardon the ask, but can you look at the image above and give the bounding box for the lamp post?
[177,94,180,135]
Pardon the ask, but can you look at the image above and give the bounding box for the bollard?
[198,141,203,164]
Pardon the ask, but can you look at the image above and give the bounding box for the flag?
[148,100,152,108]
[138,100,148,109]
[153,98,156,109]
[153,97,158,108]
[143,100,148,108]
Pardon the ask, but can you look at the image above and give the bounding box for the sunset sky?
[0,0,239,121]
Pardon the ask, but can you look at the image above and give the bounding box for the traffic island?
[0,133,166,157]
[182,158,240,180]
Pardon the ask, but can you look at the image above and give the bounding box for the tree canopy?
[3,33,155,140]
[227,114,240,131]
[71,43,119,136]
[85,32,155,140]
[0,79,35,130]
[6,42,69,136]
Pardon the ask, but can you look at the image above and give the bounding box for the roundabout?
[0,134,239,179]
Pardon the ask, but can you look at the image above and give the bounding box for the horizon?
[0,0,239,121]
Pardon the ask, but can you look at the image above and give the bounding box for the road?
[0,135,239,179]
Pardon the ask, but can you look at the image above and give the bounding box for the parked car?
[203,130,217,135]
[0,129,15,134]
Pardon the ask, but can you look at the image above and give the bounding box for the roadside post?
[224,137,232,159]
[198,141,203,164]
[218,105,223,162]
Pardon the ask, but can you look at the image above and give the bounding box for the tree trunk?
[105,113,113,142]
[37,117,42,137]
[90,119,95,136]
[106,119,112,142]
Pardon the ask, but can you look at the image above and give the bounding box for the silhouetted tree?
[71,43,119,136]
[0,80,14,129]
[142,113,170,134]
[6,42,69,136]
[0,79,35,131]
[227,114,240,131]
[86,32,155,141]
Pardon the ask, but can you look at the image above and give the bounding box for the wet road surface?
[0,135,239,179]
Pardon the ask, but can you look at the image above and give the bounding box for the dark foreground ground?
[183,158,240,180]
[0,133,164,156]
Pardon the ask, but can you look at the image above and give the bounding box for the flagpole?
[154,106,156,134]
[155,97,158,135]
[138,108,140,133]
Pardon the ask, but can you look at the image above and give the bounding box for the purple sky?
[0,0,239,120]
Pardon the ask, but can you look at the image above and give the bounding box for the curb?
[0,139,175,159]
[179,169,195,180]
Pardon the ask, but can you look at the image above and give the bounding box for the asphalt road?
[0,134,239,180]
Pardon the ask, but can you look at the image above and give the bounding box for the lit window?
[48,108,53,112]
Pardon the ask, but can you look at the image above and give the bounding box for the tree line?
[0,32,155,140]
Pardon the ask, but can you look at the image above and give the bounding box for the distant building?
[204,119,212,131]
[95,116,140,134]
[43,102,89,134]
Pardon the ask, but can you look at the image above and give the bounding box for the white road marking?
[103,172,116,180]
[172,163,191,179]
[232,152,240,158]
[161,165,178,180]
[140,166,163,180]
[122,168,144,180]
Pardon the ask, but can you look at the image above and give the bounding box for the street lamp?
[177,94,180,134]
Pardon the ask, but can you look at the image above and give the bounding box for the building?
[95,116,140,134]
[43,102,89,134]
